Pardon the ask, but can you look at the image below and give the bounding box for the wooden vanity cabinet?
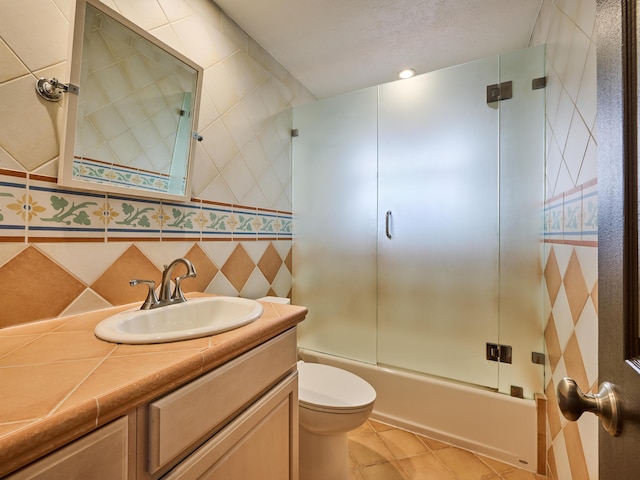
[6,415,136,480]
[164,372,298,479]
[8,328,298,480]
[138,328,298,479]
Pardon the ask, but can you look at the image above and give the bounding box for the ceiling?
[214,0,543,99]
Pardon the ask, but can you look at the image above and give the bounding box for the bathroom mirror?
[58,0,203,201]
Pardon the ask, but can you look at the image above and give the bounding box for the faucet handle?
[130,279,159,310]
[173,270,197,302]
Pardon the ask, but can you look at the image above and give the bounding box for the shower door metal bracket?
[486,81,512,103]
[532,76,547,90]
[486,343,513,364]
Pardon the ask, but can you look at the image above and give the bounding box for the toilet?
[297,360,376,480]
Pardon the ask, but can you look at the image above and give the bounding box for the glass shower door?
[377,57,501,388]
[292,87,378,363]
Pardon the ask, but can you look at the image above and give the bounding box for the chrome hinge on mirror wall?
[35,78,79,102]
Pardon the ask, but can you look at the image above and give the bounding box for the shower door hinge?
[532,76,547,90]
[531,351,545,365]
[486,343,513,364]
[291,128,300,137]
[486,81,512,103]
[510,386,524,399]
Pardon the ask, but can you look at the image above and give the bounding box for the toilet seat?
[297,361,376,413]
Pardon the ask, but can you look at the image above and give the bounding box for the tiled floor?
[348,420,546,480]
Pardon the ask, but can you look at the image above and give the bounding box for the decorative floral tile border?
[106,195,162,238]
[161,201,202,239]
[201,201,233,240]
[544,179,597,246]
[231,205,259,239]
[6,170,587,245]
[0,171,292,242]
[28,177,106,240]
[72,158,174,194]
[0,172,27,240]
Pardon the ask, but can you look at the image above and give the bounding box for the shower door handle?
[385,210,392,239]
[557,377,621,436]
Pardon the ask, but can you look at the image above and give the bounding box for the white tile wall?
[531,0,598,478]
[0,0,315,210]
[0,0,311,324]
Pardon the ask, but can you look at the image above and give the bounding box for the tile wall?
[531,0,599,479]
[0,0,314,328]
[0,0,600,476]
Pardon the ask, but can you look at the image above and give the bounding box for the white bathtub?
[298,348,540,472]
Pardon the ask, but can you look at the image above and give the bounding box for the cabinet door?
[164,373,298,480]
[7,417,132,480]
[147,329,296,474]
[377,57,500,389]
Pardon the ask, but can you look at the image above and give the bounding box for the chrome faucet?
[130,258,197,310]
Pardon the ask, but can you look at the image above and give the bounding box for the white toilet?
[297,360,376,480]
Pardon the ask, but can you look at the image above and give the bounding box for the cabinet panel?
[164,373,298,480]
[148,329,296,474]
[7,416,131,480]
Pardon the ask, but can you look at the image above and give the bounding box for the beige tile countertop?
[0,293,307,477]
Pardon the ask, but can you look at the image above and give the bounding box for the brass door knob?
[557,377,621,436]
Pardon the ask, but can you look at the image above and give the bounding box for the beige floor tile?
[501,469,545,480]
[349,450,359,469]
[348,432,396,467]
[369,419,395,432]
[349,468,365,480]
[359,460,410,480]
[434,446,496,480]
[478,455,514,474]
[398,452,457,480]
[378,428,430,459]
[417,434,452,451]
[349,420,375,437]
[347,424,545,480]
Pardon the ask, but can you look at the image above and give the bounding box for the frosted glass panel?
[291,47,545,396]
[497,45,545,397]
[292,87,378,363]
[377,57,500,388]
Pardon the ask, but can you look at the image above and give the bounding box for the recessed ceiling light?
[398,69,416,79]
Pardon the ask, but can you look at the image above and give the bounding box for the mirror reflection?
[59,0,203,200]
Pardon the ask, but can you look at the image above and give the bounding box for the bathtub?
[297,348,541,472]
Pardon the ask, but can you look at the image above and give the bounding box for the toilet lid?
[297,361,376,411]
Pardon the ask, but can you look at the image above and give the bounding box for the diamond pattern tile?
[563,251,589,325]
[285,247,292,273]
[563,334,589,391]
[0,247,85,327]
[544,314,562,372]
[544,243,595,480]
[545,247,562,306]
[545,381,562,441]
[182,244,218,293]
[257,242,282,283]
[563,422,589,480]
[91,245,161,306]
[220,244,255,292]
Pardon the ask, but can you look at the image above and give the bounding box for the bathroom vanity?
[0,294,307,479]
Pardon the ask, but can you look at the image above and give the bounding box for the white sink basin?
[94,297,264,344]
